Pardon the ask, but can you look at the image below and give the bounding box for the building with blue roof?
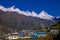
[33,31,47,37]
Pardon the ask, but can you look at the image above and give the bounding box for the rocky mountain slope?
[0,5,60,34]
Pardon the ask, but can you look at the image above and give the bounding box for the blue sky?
[0,0,60,17]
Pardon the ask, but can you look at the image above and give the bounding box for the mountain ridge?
[0,5,59,20]
[0,5,60,34]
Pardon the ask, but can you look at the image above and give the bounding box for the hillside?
[0,9,55,34]
[50,21,60,30]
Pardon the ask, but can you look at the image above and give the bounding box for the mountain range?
[0,5,60,34]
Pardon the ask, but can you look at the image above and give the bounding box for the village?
[0,29,59,40]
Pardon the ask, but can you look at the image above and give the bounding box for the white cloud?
[56,16,60,18]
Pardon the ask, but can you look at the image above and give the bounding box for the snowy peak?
[0,5,7,12]
[38,11,54,20]
[0,5,54,20]
[39,11,48,16]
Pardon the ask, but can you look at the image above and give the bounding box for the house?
[6,32,20,40]
[50,30,59,34]
[27,30,33,36]
[19,30,47,39]
[33,31,47,37]
[22,30,29,36]
[19,31,31,39]
[20,30,33,37]
[31,35,37,39]
[19,32,24,37]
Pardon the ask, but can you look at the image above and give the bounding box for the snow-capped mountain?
[0,5,60,33]
[38,11,54,20]
[0,5,55,20]
[0,5,60,23]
